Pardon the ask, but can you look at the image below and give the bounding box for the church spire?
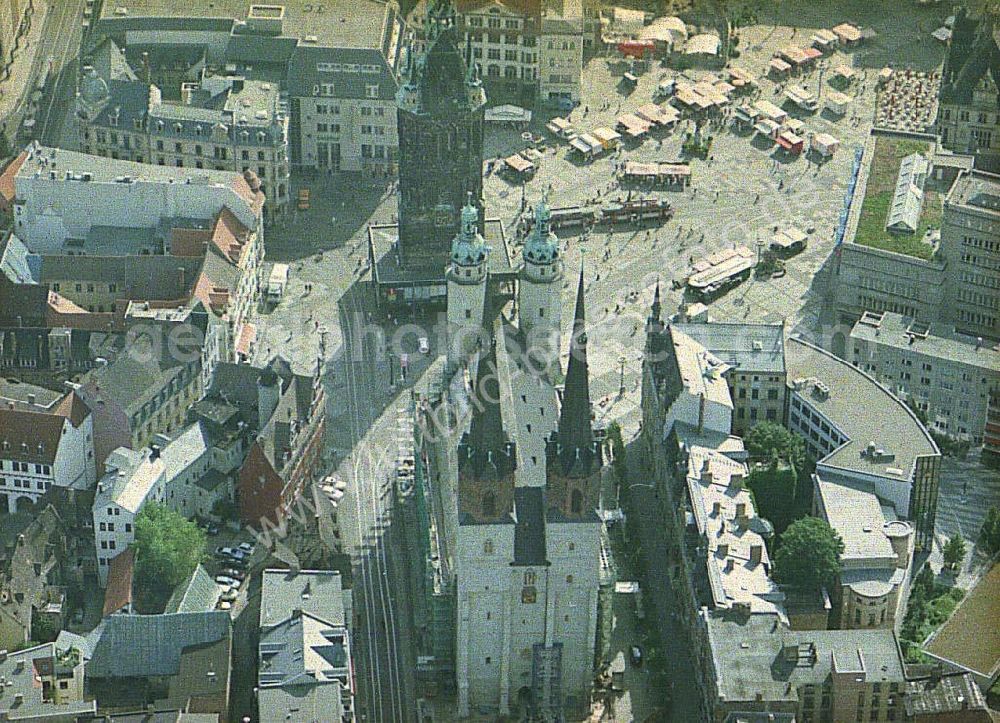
[556,264,594,473]
[460,314,515,481]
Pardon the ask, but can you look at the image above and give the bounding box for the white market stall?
[810,132,840,157]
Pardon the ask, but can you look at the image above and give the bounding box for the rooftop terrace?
[853,136,940,260]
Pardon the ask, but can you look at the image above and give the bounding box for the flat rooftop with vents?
[99,0,395,50]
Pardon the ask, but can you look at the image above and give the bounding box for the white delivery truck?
[266,263,289,304]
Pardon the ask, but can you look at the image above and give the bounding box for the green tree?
[942,534,966,570]
[133,503,206,612]
[744,422,806,471]
[913,563,935,595]
[979,507,1000,555]
[773,517,844,591]
[31,615,59,643]
[745,463,799,534]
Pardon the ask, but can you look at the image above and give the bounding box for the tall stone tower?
[518,198,564,374]
[457,336,517,524]
[446,199,489,371]
[546,267,603,519]
[396,0,487,269]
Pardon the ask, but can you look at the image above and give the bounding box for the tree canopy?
[772,517,844,591]
[744,422,807,471]
[942,533,966,570]
[133,503,206,612]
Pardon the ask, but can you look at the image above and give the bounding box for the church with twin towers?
[387,1,607,717]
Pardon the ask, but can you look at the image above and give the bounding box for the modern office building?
[937,168,1000,340]
[849,311,1000,444]
[785,337,941,550]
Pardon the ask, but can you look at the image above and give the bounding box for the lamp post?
[618,354,627,397]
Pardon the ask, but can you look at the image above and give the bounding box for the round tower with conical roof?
[518,198,564,373]
[446,198,489,370]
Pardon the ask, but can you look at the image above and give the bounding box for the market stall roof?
[734,103,758,121]
[688,246,755,288]
[685,34,720,55]
[753,99,787,121]
[832,23,862,43]
[636,103,679,125]
[638,16,688,44]
[570,133,600,154]
[592,126,622,145]
[728,66,756,87]
[754,118,781,137]
[826,90,852,107]
[785,118,805,134]
[779,46,810,65]
[802,47,822,61]
[546,116,572,133]
[505,154,534,173]
[769,57,792,73]
[624,161,690,177]
[776,131,804,150]
[812,132,840,150]
[812,28,839,44]
[772,226,808,249]
[616,113,651,137]
[833,64,855,79]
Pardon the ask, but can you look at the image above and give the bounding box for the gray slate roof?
[87,610,231,678]
[673,322,786,374]
[163,564,219,613]
[513,487,547,566]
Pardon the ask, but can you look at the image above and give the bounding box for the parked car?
[215,547,247,562]
[221,568,245,581]
[219,589,238,603]
[206,522,220,536]
[237,542,255,555]
[215,575,240,588]
[418,336,430,354]
[217,600,232,611]
[630,645,643,667]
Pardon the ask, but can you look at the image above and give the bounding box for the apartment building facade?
[92,446,166,585]
[95,0,407,178]
[849,311,1000,444]
[785,337,941,551]
[673,322,787,436]
[539,16,583,104]
[76,56,290,219]
[0,390,95,514]
[409,0,585,107]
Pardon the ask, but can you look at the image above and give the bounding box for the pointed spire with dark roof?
[649,278,662,323]
[556,265,595,475]
[459,306,516,481]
